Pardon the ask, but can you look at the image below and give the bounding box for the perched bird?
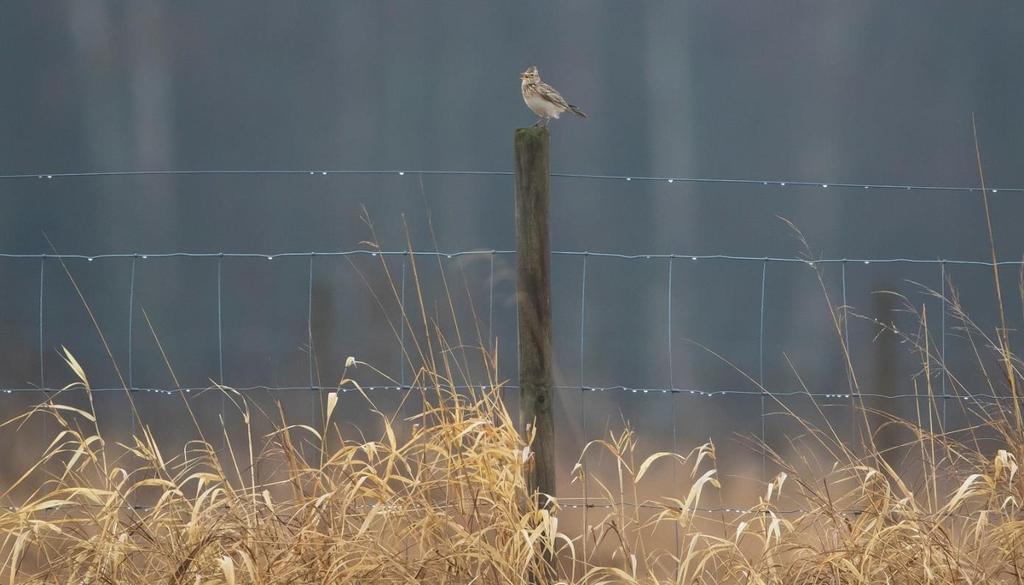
[520,66,586,127]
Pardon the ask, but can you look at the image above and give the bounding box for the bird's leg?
[532,118,543,128]
[541,117,550,128]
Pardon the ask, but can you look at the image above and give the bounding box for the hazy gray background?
[2,2,1023,504]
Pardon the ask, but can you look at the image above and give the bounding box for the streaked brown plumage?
[520,66,586,127]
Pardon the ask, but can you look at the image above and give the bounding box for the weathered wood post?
[515,127,556,511]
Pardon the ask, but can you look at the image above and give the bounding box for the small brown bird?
[520,66,586,127]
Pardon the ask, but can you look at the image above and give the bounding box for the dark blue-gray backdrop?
[2,2,1023,505]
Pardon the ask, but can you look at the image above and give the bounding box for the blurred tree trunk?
[68,3,130,172]
[644,3,697,405]
[125,0,178,249]
[69,2,178,249]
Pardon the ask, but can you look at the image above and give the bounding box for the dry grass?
[4,213,1024,583]
[0,356,554,584]
[3,290,1024,584]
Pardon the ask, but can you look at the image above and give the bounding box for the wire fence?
[2,168,1020,518]
[2,168,1023,194]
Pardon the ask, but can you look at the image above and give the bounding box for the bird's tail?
[569,104,587,118]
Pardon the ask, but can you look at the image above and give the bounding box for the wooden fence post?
[515,127,556,512]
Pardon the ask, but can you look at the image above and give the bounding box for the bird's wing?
[536,82,572,110]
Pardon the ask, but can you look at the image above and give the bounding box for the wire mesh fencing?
[1,168,1021,516]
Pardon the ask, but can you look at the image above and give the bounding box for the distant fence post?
[515,127,556,513]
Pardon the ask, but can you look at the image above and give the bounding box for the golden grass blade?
[59,346,89,388]
[326,391,338,424]
[8,530,29,585]
[218,555,235,585]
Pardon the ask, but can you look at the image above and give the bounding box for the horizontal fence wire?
[2,248,1014,410]
[2,497,1000,521]
[0,501,834,516]
[3,168,1017,530]
[0,385,1015,402]
[0,501,835,517]
[2,249,1023,266]
[0,168,1022,193]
